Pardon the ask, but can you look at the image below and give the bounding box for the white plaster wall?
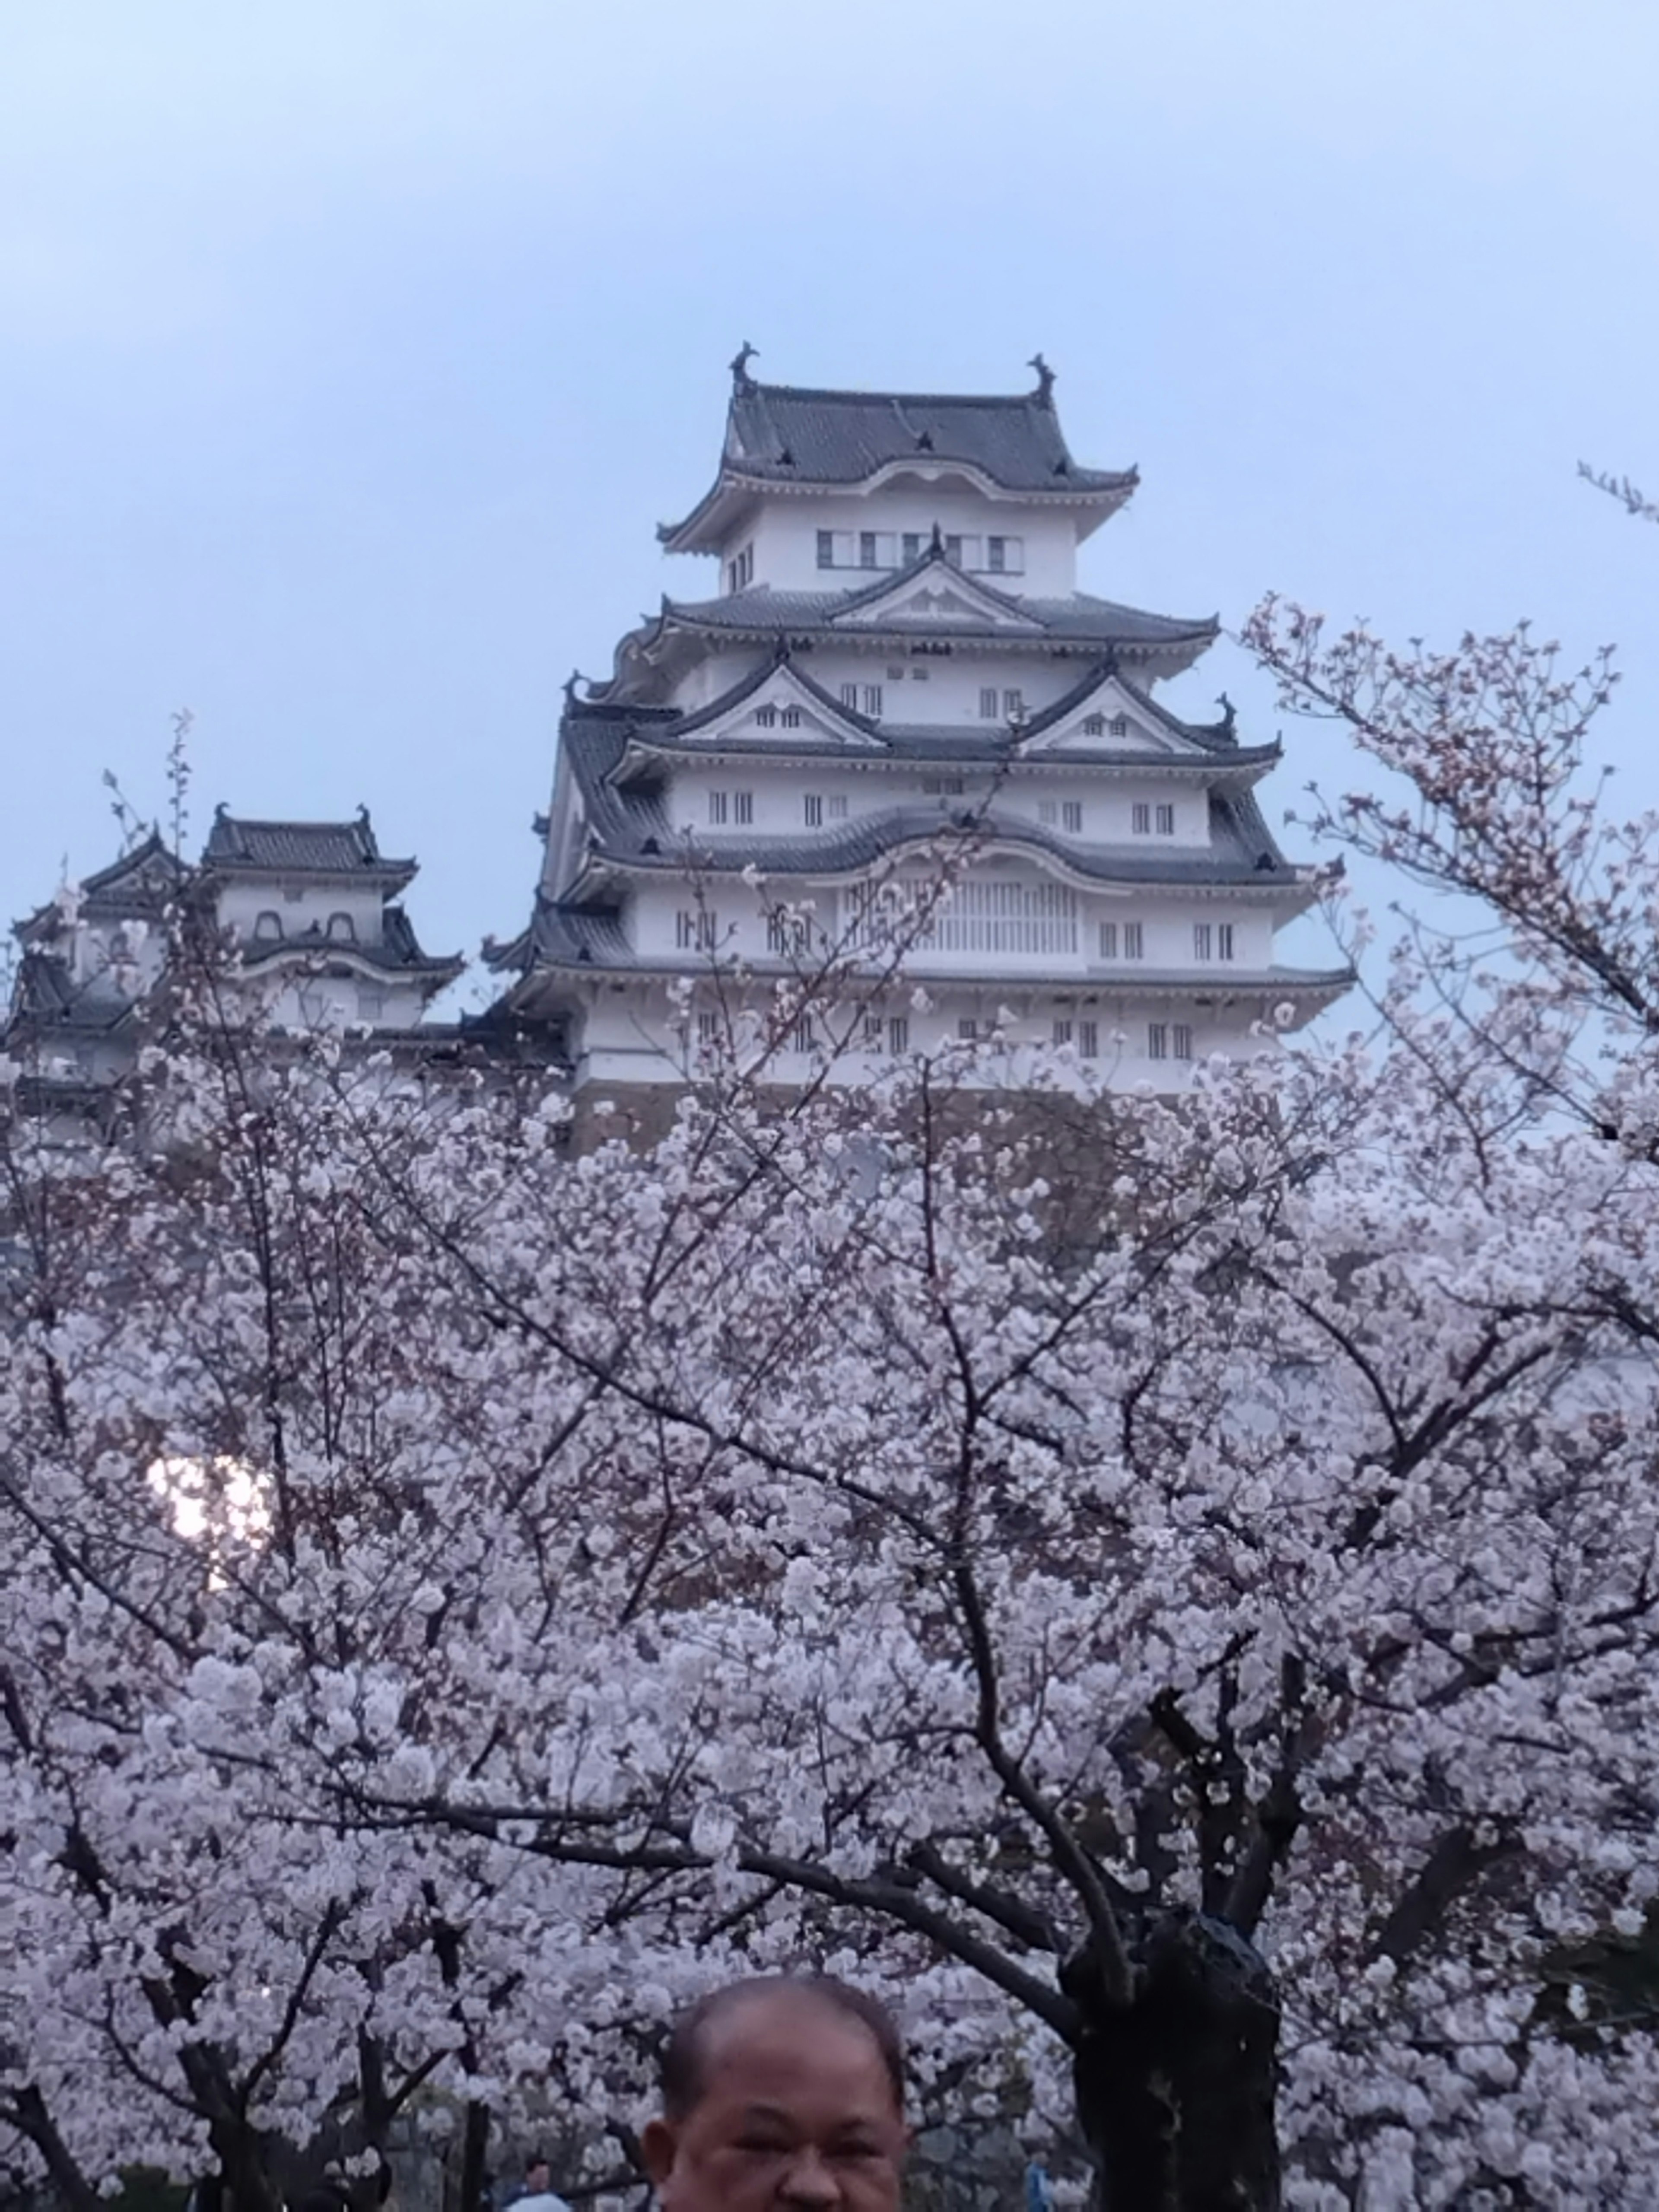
[216,880,385,947]
[572,973,1284,1099]
[727,486,1081,597]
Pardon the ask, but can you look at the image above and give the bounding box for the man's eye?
[733,2137,789,2155]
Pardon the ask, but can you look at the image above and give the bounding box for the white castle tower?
[487,353,1349,1099]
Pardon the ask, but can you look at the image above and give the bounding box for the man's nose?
[778,2147,841,2205]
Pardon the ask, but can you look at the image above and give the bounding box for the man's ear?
[641,2118,679,2190]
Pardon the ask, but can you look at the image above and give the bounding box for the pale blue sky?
[2,0,1655,1004]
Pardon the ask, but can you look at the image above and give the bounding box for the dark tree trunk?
[1062,1909,1281,2212]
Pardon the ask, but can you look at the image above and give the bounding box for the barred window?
[906,877,1077,957]
[1078,1019,1099,1059]
[1148,1023,1169,1062]
[1174,1024,1194,1061]
[1156,804,1176,835]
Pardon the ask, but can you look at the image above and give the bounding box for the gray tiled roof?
[14,832,188,942]
[556,716,1300,896]
[203,809,415,878]
[588,655,1269,770]
[660,584,1214,648]
[660,375,1135,545]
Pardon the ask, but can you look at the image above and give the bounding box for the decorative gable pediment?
[662,663,887,753]
[829,567,1044,635]
[1022,674,1199,758]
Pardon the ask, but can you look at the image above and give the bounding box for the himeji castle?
[487,352,1350,1104]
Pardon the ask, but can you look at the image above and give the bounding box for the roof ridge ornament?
[730,341,759,394]
[1028,352,1056,407]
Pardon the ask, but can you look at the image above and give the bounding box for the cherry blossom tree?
[6,608,1659,2210]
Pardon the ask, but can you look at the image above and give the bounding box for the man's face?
[642,1993,906,2212]
[524,2166,549,2197]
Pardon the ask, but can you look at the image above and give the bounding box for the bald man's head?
[644,1977,906,2211]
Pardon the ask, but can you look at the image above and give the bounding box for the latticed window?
[1062,801,1083,833]
[804,794,824,828]
[780,706,801,728]
[766,911,810,957]
[1156,804,1176,835]
[791,1014,815,1054]
[753,705,777,729]
[1148,1023,1169,1062]
[1052,1019,1073,1047]
[1082,714,1105,737]
[1132,804,1151,835]
[1078,1019,1099,1059]
[1174,1024,1194,1061]
[676,909,718,953]
[909,878,1078,957]
[1123,922,1144,959]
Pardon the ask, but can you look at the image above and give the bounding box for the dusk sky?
[3,1,1655,1010]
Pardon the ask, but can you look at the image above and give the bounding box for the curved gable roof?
[660,370,1137,551]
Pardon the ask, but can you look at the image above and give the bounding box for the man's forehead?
[699,1989,890,2079]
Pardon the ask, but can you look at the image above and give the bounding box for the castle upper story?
[658,350,1137,602]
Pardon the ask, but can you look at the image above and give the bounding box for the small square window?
[957,1017,980,1042]
[1062,801,1083,833]
[1082,714,1105,737]
[1132,803,1151,835]
[282,884,305,904]
[910,665,929,681]
[804,794,824,827]
[887,665,906,681]
[1110,715,1129,739]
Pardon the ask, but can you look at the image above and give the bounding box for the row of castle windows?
[703,787,1179,837]
[816,531,1025,575]
[750,697,1135,738]
[698,1008,1189,1062]
[253,910,361,943]
[680,908,1234,965]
